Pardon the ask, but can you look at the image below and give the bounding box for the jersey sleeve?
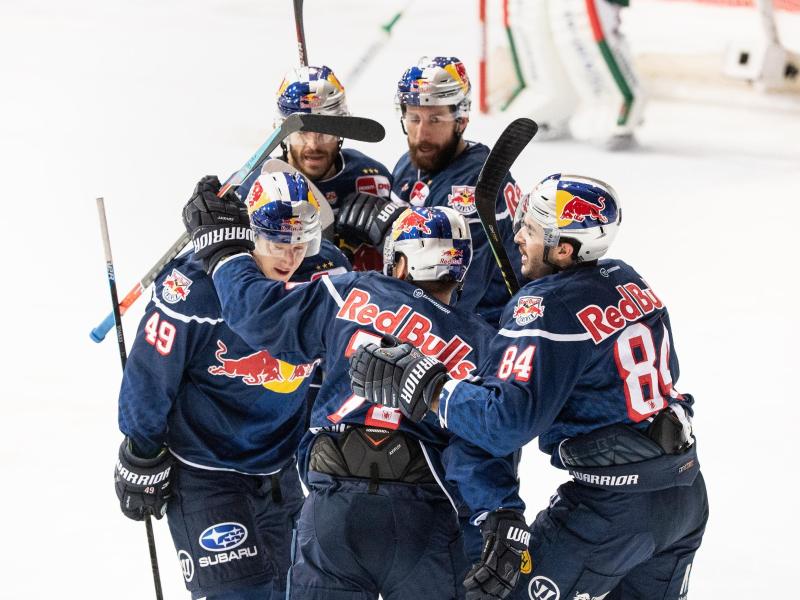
[117,292,203,457]
[211,254,347,364]
[437,293,595,457]
[443,437,525,520]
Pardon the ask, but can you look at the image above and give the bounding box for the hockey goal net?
[479,0,800,113]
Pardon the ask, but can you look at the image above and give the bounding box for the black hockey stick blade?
[475,118,538,296]
[297,113,386,143]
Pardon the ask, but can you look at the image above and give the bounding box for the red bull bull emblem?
[300,93,324,109]
[440,247,463,265]
[560,195,608,223]
[207,340,284,386]
[161,269,192,304]
[409,181,429,206]
[447,185,476,215]
[247,181,264,210]
[397,211,432,235]
[513,296,545,326]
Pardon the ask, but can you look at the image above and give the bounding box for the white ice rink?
[1,1,798,597]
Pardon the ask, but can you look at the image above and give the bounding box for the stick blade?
[297,113,386,143]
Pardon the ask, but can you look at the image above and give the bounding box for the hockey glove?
[349,336,448,423]
[114,438,174,521]
[464,510,530,600]
[335,192,407,248]
[182,175,254,274]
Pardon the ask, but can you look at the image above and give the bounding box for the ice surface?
[1,1,798,597]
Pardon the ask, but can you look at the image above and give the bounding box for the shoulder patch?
[512,295,545,326]
[356,175,391,198]
[162,269,193,304]
[447,185,477,215]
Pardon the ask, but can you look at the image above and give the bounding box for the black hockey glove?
[464,510,530,600]
[335,192,407,248]
[349,336,448,423]
[182,175,254,274]
[114,438,174,522]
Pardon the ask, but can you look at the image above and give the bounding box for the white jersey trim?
[439,379,462,429]
[321,275,345,307]
[499,327,593,342]
[151,288,224,326]
[419,441,459,515]
[170,448,287,477]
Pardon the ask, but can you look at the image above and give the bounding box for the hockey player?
[506,0,645,148]
[238,64,396,272]
[114,171,345,600]
[336,56,523,327]
[350,174,709,599]
[181,184,525,599]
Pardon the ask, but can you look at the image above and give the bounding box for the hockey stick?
[95,197,164,600]
[90,113,385,342]
[474,118,538,296]
[344,1,413,87]
[293,0,308,66]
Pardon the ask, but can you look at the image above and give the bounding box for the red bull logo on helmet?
[559,195,608,224]
[247,181,266,213]
[300,93,324,110]
[395,210,432,236]
[440,247,464,265]
[447,185,476,215]
[162,269,192,304]
[512,296,545,326]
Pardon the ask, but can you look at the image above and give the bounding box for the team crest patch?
[162,269,192,304]
[447,185,477,215]
[409,181,430,206]
[513,296,545,326]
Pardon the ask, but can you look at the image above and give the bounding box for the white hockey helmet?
[384,206,472,283]
[514,173,622,262]
[395,56,472,118]
[246,171,322,257]
[275,65,349,123]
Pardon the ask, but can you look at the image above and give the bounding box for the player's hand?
[349,335,448,422]
[114,438,174,521]
[336,192,407,248]
[182,175,254,274]
[464,510,530,599]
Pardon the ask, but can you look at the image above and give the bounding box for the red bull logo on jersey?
[396,210,432,235]
[336,288,477,380]
[576,282,664,343]
[447,185,476,215]
[559,195,608,224]
[512,296,545,326]
[162,269,192,304]
[208,340,316,391]
[409,181,430,206]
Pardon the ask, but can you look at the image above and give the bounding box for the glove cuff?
[120,438,170,468]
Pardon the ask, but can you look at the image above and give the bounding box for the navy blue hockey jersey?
[392,142,523,326]
[117,240,350,475]
[212,255,524,517]
[239,148,393,272]
[438,259,695,464]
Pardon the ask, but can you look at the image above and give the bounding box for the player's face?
[514,215,553,280]
[286,131,340,181]
[404,105,464,172]
[253,238,307,281]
